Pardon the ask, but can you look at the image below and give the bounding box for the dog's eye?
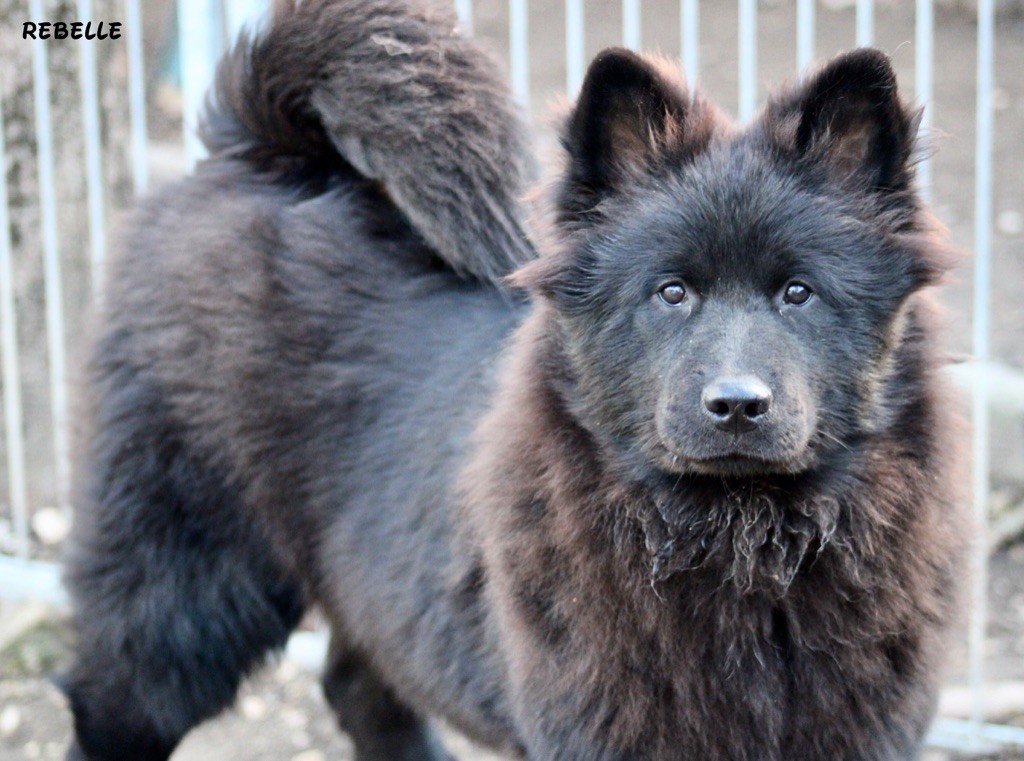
[783,282,813,306]
[658,282,688,307]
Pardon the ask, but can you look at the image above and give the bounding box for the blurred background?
[0,0,1021,758]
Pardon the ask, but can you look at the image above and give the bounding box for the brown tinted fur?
[464,307,965,760]
[462,52,968,761]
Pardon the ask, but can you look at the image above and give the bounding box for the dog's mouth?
[680,453,799,477]
[654,442,809,477]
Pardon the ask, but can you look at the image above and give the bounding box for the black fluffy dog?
[62,1,966,759]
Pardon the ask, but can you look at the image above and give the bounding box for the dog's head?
[515,48,949,479]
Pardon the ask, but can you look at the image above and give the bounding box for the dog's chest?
[591,576,900,760]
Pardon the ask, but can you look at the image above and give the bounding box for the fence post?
[970,0,995,740]
[178,0,223,168]
[77,0,107,296]
[28,0,71,517]
[0,100,29,562]
[681,0,699,82]
[566,0,584,94]
[738,0,756,120]
[915,0,934,199]
[510,0,529,106]
[125,0,149,194]
[797,0,814,70]
[856,0,873,46]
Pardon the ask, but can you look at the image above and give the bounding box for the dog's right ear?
[559,49,692,224]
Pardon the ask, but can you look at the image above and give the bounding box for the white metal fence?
[0,0,1020,754]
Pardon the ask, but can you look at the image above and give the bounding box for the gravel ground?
[0,661,504,761]
[0,656,1019,761]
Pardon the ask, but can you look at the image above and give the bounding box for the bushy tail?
[201,0,536,284]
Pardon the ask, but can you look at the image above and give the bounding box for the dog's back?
[62,3,532,759]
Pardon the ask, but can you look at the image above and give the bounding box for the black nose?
[702,377,772,433]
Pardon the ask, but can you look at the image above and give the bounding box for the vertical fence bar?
[226,0,269,38]
[566,0,584,94]
[178,0,222,169]
[797,0,814,71]
[856,0,874,46]
[455,0,473,33]
[125,0,148,194]
[681,0,699,82]
[78,0,108,296]
[915,0,934,199]
[970,0,995,739]
[623,0,641,50]
[29,0,71,515]
[0,101,29,561]
[510,0,529,106]
[738,0,757,120]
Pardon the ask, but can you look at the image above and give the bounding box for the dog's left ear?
[785,48,918,193]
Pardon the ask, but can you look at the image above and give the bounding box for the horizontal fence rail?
[0,0,1019,755]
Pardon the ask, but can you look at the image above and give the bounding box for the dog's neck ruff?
[630,473,846,600]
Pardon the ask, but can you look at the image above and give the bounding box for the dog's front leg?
[519,726,642,761]
[506,680,647,761]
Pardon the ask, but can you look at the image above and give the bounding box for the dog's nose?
[702,377,772,433]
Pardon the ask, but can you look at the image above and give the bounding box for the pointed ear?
[560,48,692,221]
[789,49,918,192]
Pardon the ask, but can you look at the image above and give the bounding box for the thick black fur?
[62,3,965,760]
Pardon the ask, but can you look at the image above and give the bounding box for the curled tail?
[201,0,536,284]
